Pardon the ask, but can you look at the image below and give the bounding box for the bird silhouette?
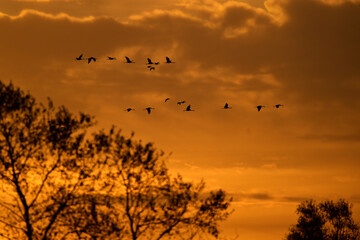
[87,57,96,64]
[147,58,159,65]
[165,98,170,102]
[144,107,155,114]
[256,105,265,111]
[125,108,135,112]
[274,104,284,108]
[223,103,232,109]
[149,67,155,71]
[107,56,116,60]
[76,54,83,60]
[184,105,194,111]
[125,56,135,63]
[147,58,154,64]
[177,100,186,105]
[165,57,175,63]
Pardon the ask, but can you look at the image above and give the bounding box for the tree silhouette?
[64,128,232,239]
[0,81,96,239]
[0,81,232,239]
[286,199,360,240]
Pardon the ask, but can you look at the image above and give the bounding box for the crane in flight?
[107,56,116,60]
[125,108,135,112]
[256,105,265,111]
[177,100,186,105]
[125,56,135,63]
[165,98,170,102]
[165,57,175,63]
[144,107,155,114]
[184,105,194,111]
[274,104,284,108]
[87,57,97,64]
[76,54,84,61]
[223,103,232,109]
[147,58,159,65]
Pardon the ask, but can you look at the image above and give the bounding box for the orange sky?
[1,0,360,239]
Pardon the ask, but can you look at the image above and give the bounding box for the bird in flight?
[147,58,154,64]
[223,103,232,109]
[147,58,159,65]
[177,100,186,105]
[165,98,170,102]
[144,107,155,114]
[125,56,135,63]
[87,57,96,64]
[107,56,116,60]
[165,57,175,63]
[76,54,83,61]
[256,105,265,111]
[274,104,284,108]
[148,66,155,71]
[184,105,194,111]
[125,108,135,112]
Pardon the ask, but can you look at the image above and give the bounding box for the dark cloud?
[0,0,360,170]
[231,192,315,203]
[231,192,274,201]
[2,0,360,106]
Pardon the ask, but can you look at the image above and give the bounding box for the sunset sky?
[1,0,360,239]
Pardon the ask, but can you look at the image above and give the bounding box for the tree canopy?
[286,199,360,240]
[0,81,232,240]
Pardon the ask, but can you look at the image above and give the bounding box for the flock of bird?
[75,54,174,71]
[75,54,284,114]
[124,100,283,115]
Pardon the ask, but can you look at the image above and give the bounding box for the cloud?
[248,192,274,200]
[0,0,181,20]
[1,3,360,239]
[15,0,74,2]
[0,0,360,171]
[230,191,319,203]
[3,0,360,97]
[231,191,275,201]
[0,8,95,21]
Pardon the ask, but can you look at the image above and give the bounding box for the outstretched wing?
[147,58,153,64]
[125,56,131,62]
